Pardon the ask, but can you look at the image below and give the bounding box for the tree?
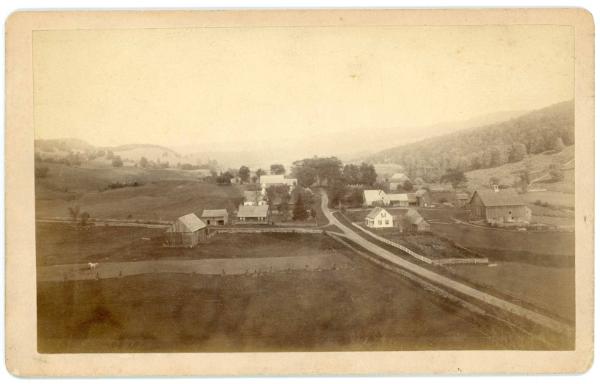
[270,164,286,175]
[256,168,266,178]
[112,156,123,167]
[440,169,467,189]
[292,156,343,187]
[342,164,361,185]
[106,150,114,160]
[515,170,530,192]
[139,157,149,168]
[293,164,318,187]
[238,166,250,183]
[80,212,90,226]
[508,143,527,162]
[251,175,258,183]
[68,206,80,223]
[359,162,377,186]
[293,194,309,221]
[399,180,413,192]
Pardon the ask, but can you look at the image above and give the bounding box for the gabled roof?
[170,213,206,232]
[387,193,409,202]
[415,189,428,197]
[237,204,270,218]
[366,206,391,219]
[260,175,297,185]
[404,209,427,225]
[201,209,228,218]
[472,189,525,207]
[363,189,386,201]
[390,173,410,182]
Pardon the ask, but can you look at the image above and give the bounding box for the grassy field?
[446,262,575,323]
[36,164,245,221]
[37,223,339,266]
[465,146,574,194]
[37,256,554,352]
[430,223,574,264]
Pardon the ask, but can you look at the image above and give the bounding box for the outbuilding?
[399,209,430,233]
[201,209,229,226]
[469,189,531,224]
[237,204,271,224]
[165,213,208,247]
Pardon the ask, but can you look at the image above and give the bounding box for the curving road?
[318,189,571,334]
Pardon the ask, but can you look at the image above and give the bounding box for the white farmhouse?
[365,207,394,228]
[363,189,389,207]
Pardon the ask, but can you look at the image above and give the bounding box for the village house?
[237,204,271,224]
[387,193,409,207]
[388,172,411,191]
[260,174,297,194]
[363,189,390,207]
[399,209,431,233]
[469,189,532,225]
[201,209,229,226]
[365,207,394,228]
[243,190,267,206]
[165,213,208,247]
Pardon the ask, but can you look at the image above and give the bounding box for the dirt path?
[317,190,571,335]
[38,253,353,282]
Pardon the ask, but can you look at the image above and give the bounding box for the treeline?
[366,100,574,182]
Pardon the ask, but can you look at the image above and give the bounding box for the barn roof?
[456,193,470,200]
[237,204,270,218]
[171,213,206,232]
[472,189,525,207]
[366,207,391,219]
[201,209,228,218]
[387,193,409,202]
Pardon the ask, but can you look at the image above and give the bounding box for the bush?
[112,157,123,167]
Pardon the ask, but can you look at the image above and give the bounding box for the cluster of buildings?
[365,207,431,233]
[164,173,302,247]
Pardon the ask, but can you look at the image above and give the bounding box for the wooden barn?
[469,189,532,224]
[165,213,208,247]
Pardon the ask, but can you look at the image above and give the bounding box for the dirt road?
[317,190,571,334]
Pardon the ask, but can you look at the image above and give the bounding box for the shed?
[201,209,229,226]
[400,209,430,233]
[165,213,208,247]
[387,193,409,207]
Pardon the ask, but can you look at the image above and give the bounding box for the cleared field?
[430,223,574,262]
[446,262,575,323]
[521,190,575,209]
[36,223,342,266]
[36,164,245,221]
[37,260,552,352]
[376,231,482,261]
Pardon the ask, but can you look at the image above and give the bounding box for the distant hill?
[363,100,574,182]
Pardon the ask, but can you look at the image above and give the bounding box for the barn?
[365,207,394,228]
[165,213,208,247]
[387,193,409,207]
[363,189,389,207]
[469,189,532,224]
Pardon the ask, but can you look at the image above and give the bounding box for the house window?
[385,220,389,225]
[378,220,382,225]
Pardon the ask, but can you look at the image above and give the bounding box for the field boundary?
[350,222,488,265]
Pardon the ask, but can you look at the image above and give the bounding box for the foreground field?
[37,223,336,266]
[38,257,553,352]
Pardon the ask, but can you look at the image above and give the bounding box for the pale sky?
[33,25,574,156]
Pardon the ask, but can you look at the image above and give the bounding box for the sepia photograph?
[4,8,594,376]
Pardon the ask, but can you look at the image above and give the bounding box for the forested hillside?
[365,100,574,182]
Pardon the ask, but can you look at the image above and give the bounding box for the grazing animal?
[88,262,99,271]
